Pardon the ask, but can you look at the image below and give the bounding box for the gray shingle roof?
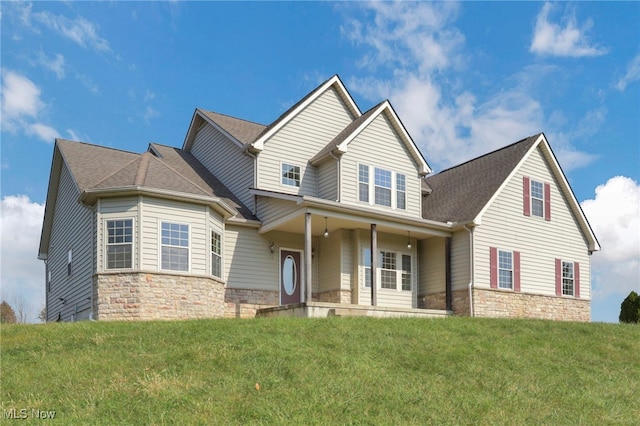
[422,134,540,223]
[56,139,255,220]
[198,110,266,145]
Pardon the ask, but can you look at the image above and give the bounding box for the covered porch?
[255,194,456,314]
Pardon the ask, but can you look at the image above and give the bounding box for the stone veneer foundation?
[224,288,279,318]
[314,289,353,304]
[420,288,589,322]
[94,272,225,321]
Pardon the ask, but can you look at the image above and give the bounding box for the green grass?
[1,317,639,425]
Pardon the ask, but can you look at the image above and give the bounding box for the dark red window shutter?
[523,176,531,216]
[514,251,521,292]
[544,183,551,221]
[574,262,580,298]
[555,258,562,296]
[490,247,498,289]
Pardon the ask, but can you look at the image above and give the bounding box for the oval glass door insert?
[283,255,297,296]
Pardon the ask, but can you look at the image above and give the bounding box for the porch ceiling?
[259,205,451,239]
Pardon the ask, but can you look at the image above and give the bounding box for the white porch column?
[371,223,377,306]
[305,212,313,303]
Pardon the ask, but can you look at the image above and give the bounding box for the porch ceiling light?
[407,231,412,249]
[269,242,276,253]
[323,217,329,238]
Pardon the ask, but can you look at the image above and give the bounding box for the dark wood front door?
[280,249,302,304]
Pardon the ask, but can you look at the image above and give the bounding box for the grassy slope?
[1,317,639,425]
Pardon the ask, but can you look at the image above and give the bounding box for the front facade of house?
[39,75,599,322]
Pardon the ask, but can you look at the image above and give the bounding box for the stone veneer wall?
[314,290,353,304]
[94,272,225,321]
[224,288,279,318]
[473,288,590,322]
[419,290,470,316]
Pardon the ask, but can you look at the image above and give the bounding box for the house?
[38,75,600,322]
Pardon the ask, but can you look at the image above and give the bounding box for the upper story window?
[523,176,550,221]
[359,164,406,210]
[106,219,133,269]
[281,163,301,187]
[211,231,222,278]
[161,222,189,271]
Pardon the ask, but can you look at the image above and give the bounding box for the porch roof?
[251,189,452,239]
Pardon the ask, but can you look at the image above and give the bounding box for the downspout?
[243,149,259,215]
[329,151,341,202]
[463,224,475,317]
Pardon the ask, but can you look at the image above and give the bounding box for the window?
[530,180,544,218]
[374,168,392,207]
[106,219,133,269]
[67,249,72,276]
[498,250,513,289]
[161,222,189,271]
[380,251,396,289]
[281,163,300,187]
[358,164,369,203]
[396,174,406,210]
[401,254,411,291]
[211,231,222,278]
[47,270,51,292]
[363,248,371,288]
[562,261,574,296]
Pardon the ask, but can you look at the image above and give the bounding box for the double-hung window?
[281,163,301,187]
[401,254,412,291]
[161,222,189,271]
[374,169,393,207]
[362,248,372,288]
[211,231,222,278]
[498,250,513,289]
[358,164,369,203]
[380,251,396,289]
[106,219,133,269]
[530,180,544,218]
[396,174,406,210]
[562,261,574,296]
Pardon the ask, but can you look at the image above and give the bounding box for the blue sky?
[1,1,638,322]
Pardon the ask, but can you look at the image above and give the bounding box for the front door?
[280,249,302,304]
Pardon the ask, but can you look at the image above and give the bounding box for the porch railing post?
[305,212,313,303]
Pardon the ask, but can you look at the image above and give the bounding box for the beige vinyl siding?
[341,112,422,218]
[341,230,354,290]
[317,231,342,293]
[318,158,338,201]
[256,197,298,224]
[191,123,254,211]
[451,230,471,292]
[257,87,355,196]
[97,197,138,272]
[224,226,280,291]
[474,147,591,299]
[419,237,446,295]
[139,197,208,275]
[356,230,416,308]
[47,163,94,321]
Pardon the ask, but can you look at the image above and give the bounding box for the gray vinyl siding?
[97,197,138,272]
[474,147,591,299]
[46,163,94,321]
[191,124,254,212]
[340,113,422,218]
[256,87,355,196]
[256,197,298,224]
[356,230,416,308]
[139,197,208,275]
[318,158,338,201]
[224,227,290,291]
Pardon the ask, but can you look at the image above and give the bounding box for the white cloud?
[143,106,161,124]
[581,176,640,299]
[614,53,640,91]
[33,10,111,53]
[0,195,46,322]
[530,3,607,58]
[0,69,60,142]
[38,51,65,79]
[342,3,594,171]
